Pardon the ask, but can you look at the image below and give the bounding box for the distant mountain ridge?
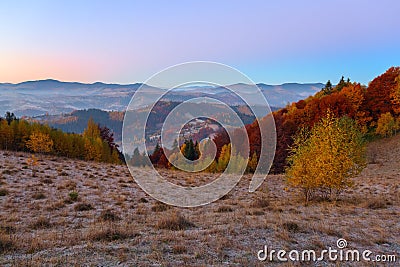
[0,79,324,116]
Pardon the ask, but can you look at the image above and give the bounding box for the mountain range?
[0,79,324,117]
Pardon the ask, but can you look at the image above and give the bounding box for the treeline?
[143,67,400,173]
[0,114,122,164]
[129,138,258,174]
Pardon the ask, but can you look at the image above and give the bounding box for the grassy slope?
[0,135,399,266]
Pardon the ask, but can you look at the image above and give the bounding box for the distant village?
[148,118,220,145]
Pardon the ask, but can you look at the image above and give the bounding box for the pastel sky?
[0,0,399,85]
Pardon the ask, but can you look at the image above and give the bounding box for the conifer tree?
[322,80,333,95]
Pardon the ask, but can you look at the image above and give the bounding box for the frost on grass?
[0,136,399,266]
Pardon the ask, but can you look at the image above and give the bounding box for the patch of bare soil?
[0,136,399,266]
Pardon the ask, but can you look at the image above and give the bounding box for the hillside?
[120,67,400,175]
[0,135,399,266]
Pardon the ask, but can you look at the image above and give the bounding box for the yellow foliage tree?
[246,152,258,173]
[228,153,247,174]
[83,117,101,140]
[375,112,399,137]
[217,144,231,172]
[205,159,218,173]
[25,131,53,177]
[83,118,103,161]
[180,143,187,155]
[0,120,13,150]
[25,131,54,154]
[286,112,366,203]
[84,137,103,161]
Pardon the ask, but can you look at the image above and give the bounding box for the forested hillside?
[146,67,400,174]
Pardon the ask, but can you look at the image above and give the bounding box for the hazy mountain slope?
[0,80,324,116]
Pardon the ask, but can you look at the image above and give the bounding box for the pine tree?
[150,143,163,164]
[336,76,348,91]
[322,80,333,95]
[5,112,16,125]
[132,147,142,166]
[194,141,200,159]
[182,139,198,161]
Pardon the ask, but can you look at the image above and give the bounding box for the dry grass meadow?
[0,135,399,266]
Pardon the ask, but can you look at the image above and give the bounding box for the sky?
[0,0,399,85]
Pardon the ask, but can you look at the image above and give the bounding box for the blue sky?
[0,0,399,85]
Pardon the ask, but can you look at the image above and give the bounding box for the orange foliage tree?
[364,67,400,123]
